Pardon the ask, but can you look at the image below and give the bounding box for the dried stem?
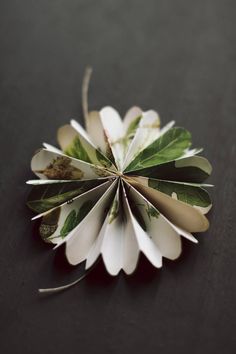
[38,264,95,294]
[82,66,93,130]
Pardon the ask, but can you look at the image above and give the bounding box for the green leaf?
[65,136,92,163]
[128,200,147,231]
[28,188,83,214]
[60,210,78,238]
[146,205,160,220]
[76,200,94,224]
[126,116,142,139]
[122,116,142,151]
[148,179,211,207]
[59,200,94,238]
[95,149,113,168]
[125,127,191,172]
[127,156,212,183]
[108,199,119,224]
[27,180,102,213]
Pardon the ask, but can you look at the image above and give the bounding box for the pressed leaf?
[27,180,103,213]
[125,127,191,172]
[122,111,162,170]
[108,199,119,224]
[60,200,94,238]
[76,200,94,224]
[146,205,160,220]
[124,184,147,230]
[148,179,211,207]
[129,179,209,233]
[125,116,142,140]
[65,136,92,163]
[58,124,115,170]
[95,149,113,168]
[127,155,212,183]
[37,155,85,180]
[60,210,78,238]
[32,149,115,181]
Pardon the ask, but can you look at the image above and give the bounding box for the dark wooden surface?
[0,1,235,353]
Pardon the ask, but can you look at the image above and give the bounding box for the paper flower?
[27,68,212,292]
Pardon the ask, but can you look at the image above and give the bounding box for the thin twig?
[38,264,95,294]
[82,66,93,130]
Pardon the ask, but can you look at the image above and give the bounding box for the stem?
[38,264,95,294]
[82,66,93,130]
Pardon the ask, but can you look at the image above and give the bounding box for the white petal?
[36,180,113,246]
[65,180,118,265]
[70,119,95,146]
[100,106,125,170]
[86,111,108,153]
[57,123,115,170]
[123,183,162,268]
[122,110,161,170]
[85,214,108,270]
[101,216,124,275]
[31,149,114,180]
[123,106,142,131]
[43,143,62,154]
[124,181,182,260]
[128,177,208,233]
[86,183,123,275]
[32,179,112,221]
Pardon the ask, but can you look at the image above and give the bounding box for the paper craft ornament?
[27,68,213,293]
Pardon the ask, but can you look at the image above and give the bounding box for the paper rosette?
[27,68,212,287]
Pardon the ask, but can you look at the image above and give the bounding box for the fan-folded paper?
[27,68,213,289]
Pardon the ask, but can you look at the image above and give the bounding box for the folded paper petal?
[28,100,213,281]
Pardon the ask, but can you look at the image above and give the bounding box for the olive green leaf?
[125,127,191,172]
[129,156,211,183]
[108,199,119,224]
[148,179,211,207]
[126,116,142,139]
[146,205,160,220]
[128,200,147,231]
[28,188,81,214]
[60,210,78,238]
[27,180,102,213]
[59,200,94,238]
[65,136,92,163]
[95,149,113,168]
[75,200,94,224]
[122,116,142,151]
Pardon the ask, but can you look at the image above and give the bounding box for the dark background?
[0,0,235,353]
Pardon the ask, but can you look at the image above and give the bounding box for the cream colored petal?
[85,214,108,270]
[123,183,162,268]
[123,106,142,131]
[122,110,162,170]
[43,143,62,154]
[128,177,209,233]
[86,111,108,153]
[31,149,112,180]
[124,181,182,260]
[64,181,117,265]
[100,106,125,170]
[87,183,124,275]
[36,180,113,245]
